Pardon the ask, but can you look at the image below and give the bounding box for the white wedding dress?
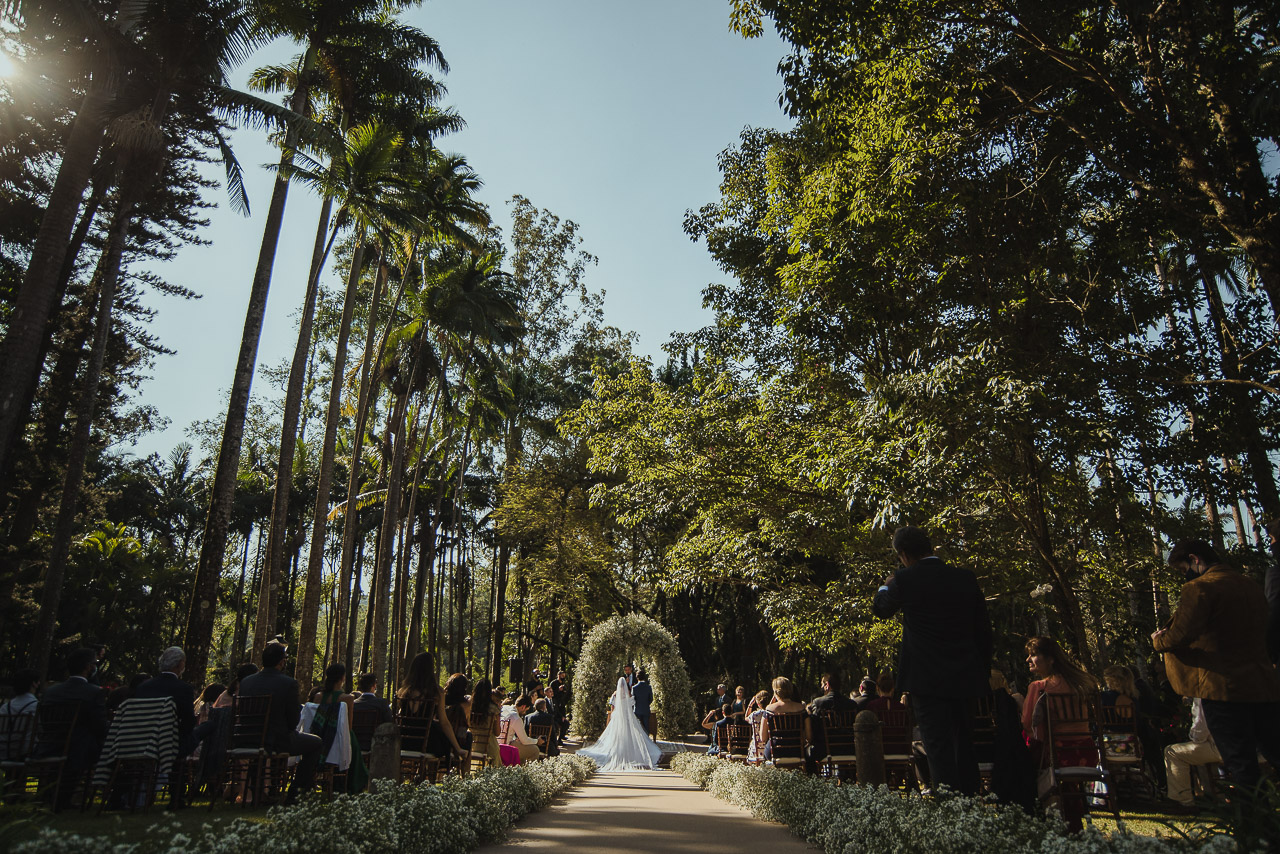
[577,677,662,771]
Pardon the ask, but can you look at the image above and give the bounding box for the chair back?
[0,711,36,762]
[34,702,81,758]
[1043,692,1104,766]
[724,722,753,759]
[352,706,382,754]
[499,716,511,743]
[819,711,857,759]
[230,694,273,751]
[395,698,435,755]
[877,707,913,756]
[970,695,999,763]
[527,723,552,752]
[1098,702,1142,763]
[764,711,805,760]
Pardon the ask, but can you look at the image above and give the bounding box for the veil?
[578,673,662,771]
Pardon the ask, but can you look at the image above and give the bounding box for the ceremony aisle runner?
[476,770,816,854]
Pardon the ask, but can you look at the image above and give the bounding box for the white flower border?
[14,755,597,854]
[670,754,1236,854]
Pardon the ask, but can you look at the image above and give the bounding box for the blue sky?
[131,1,790,457]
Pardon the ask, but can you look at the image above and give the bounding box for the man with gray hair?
[135,646,199,808]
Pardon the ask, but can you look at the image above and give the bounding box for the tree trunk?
[0,79,110,486]
[372,386,413,687]
[257,194,335,661]
[184,52,316,684]
[29,181,134,679]
[295,231,364,695]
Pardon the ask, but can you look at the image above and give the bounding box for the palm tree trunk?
[295,228,363,694]
[185,51,316,684]
[0,79,110,486]
[257,193,335,669]
[30,184,134,679]
[371,385,413,687]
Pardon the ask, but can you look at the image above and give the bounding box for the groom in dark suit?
[873,526,992,796]
[632,670,653,736]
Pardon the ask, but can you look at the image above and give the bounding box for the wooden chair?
[763,712,807,772]
[877,707,918,791]
[0,712,36,800]
[351,706,382,765]
[970,696,999,794]
[527,724,553,759]
[395,698,440,784]
[27,702,84,811]
[724,722,753,763]
[210,695,290,810]
[1042,693,1120,824]
[86,697,179,814]
[818,711,857,781]
[466,709,494,776]
[1098,702,1155,800]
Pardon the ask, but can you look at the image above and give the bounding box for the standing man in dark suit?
[873,526,992,795]
[353,673,392,724]
[632,670,654,736]
[622,663,637,689]
[237,643,321,804]
[135,647,197,809]
[34,647,108,808]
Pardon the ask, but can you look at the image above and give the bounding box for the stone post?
[854,710,885,786]
[367,721,401,791]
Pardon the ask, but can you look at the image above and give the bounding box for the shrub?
[12,755,597,854]
[673,755,1240,854]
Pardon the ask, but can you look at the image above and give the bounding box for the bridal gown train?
[578,677,663,771]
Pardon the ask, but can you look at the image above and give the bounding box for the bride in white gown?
[577,676,663,771]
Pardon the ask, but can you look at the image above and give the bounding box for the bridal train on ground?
[577,676,663,771]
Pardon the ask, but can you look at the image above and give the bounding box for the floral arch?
[570,613,695,740]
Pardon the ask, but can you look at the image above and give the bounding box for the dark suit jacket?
[236,668,302,752]
[135,673,197,741]
[872,556,993,699]
[354,692,393,724]
[35,676,108,768]
[1153,564,1280,702]
[524,710,555,732]
[809,692,857,715]
[632,681,653,716]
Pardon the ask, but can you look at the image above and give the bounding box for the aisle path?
[477,770,816,853]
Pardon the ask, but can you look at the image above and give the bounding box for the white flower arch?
[570,613,695,740]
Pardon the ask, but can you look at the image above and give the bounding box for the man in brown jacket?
[1152,540,1280,787]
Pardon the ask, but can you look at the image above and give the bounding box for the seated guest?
[397,652,466,765]
[1,669,39,717]
[1023,636,1097,832]
[237,643,321,805]
[524,697,557,753]
[984,669,1036,812]
[852,676,878,710]
[135,647,200,808]
[34,648,108,808]
[1100,665,1138,707]
[1164,698,1220,812]
[760,677,813,766]
[501,694,541,763]
[353,672,392,723]
[745,691,771,762]
[990,669,1023,710]
[105,673,149,714]
[810,672,857,714]
[0,668,40,763]
[214,664,257,709]
[700,705,726,752]
[195,683,224,725]
[311,662,367,793]
[468,679,503,768]
[866,670,906,714]
[443,673,473,754]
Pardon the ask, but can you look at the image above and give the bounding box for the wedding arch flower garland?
[571,612,696,740]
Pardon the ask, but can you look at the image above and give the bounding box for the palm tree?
[250,30,457,667]
[185,0,440,683]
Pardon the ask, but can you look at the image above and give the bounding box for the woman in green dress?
[311,662,369,793]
